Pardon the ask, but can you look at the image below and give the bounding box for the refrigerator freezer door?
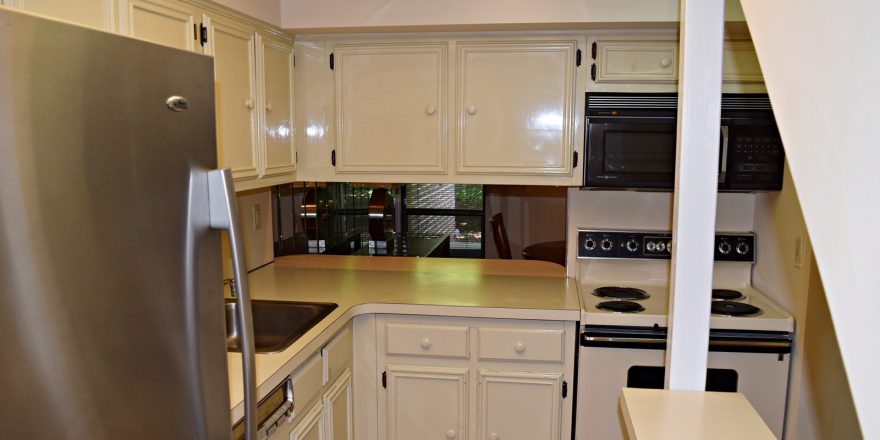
[0,9,230,439]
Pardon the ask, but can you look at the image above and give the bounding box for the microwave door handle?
[719,125,730,184]
[208,168,257,440]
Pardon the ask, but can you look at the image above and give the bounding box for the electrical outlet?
[793,235,804,269]
[253,204,262,231]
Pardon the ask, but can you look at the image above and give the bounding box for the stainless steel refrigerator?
[0,8,258,439]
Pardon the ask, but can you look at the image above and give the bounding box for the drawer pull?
[466,105,477,115]
[425,104,437,115]
[446,429,457,439]
[660,57,672,68]
[489,433,499,440]
[514,342,525,353]
[244,98,255,110]
[421,338,432,349]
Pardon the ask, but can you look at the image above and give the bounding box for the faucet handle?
[223,278,238,297]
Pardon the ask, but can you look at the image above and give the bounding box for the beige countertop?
[619,388,777,440]
[227,255,580,422]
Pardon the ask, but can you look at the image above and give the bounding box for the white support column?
[665,0,725,391]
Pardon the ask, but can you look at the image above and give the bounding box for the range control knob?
[736,242,750,255]
[666,240,673,252]
[584,237,596,251]
[646,241,657,252]
[656,241,666,252]
[626,239,639,253]
[718,241,732,255]
[600,238,613,252]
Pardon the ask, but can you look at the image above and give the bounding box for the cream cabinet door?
[385,364,468,440]
[6,0,115,30]
[206,14,259,180]
[592,39,678,83]
[478,370,564,440]
[323,369,353,440]
[291,401,326,440]
[118,0,197,51]
[333,43,447,174]
[457,40,578,176]
[258,34,296,177]
[722,41,764,83]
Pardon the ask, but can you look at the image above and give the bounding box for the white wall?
[739,1,880,436]
[280,0,745,32]
[222,188,275,280]
[210,0,281,26]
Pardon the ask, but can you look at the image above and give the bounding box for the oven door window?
[585,119,677,188]
[626,366,739,392]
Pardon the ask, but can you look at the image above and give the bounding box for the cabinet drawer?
[595,40,678,83]
[477,327,564,362]
[385,322,469,358]
[290,354,323,414]
[323,325,353,383]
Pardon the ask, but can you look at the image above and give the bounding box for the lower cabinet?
[324,369,354,440]
[385,364,468,440]
[373,315,577,440]
[290,401,325,440]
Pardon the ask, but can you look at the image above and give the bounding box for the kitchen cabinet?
[587,34,765,92]
[205,13,260,182]
[331,42,448,174]
[456,39,580,176]
[2,0,115,31]
[385,364,469,440]
[257,32,296,180]
[323,369,354,440]
[374,315,576,440]
[291,400,326,440]
[478,370,563,440]
[117,0,198,52]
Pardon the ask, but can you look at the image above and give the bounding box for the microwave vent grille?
[587,93,773,111]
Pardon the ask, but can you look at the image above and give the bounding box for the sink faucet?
[224,278,238,298]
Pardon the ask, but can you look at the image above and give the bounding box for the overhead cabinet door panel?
[260,35,296,176]
[122,0,196,51]
[333,43,447,174]
[457,41,577,175]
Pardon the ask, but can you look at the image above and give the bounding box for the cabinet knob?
[245,98,255,110]
[446,429,457,439]
[489,433,499,440]
[514,342,525,353]
[466,105,477,115]
[266,102,273,112]
[421,338,432,349]
[425,105,437,115]
[660,57,672,68]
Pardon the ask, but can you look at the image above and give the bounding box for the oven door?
[576,330,790,440]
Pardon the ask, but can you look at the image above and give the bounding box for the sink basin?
[225,299,338,354]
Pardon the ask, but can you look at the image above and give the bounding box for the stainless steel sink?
[225,299,338,354]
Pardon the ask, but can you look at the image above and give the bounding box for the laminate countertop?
[227,255,580,423]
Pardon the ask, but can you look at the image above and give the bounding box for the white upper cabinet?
[332,42,447,174]
[257,33,296,178]
[5,0,115,31]
[118,0,197,51]
[456,39,580,176]
[205,13,259,181]
[588,34,765,92]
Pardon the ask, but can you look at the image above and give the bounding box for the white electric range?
[573,230,794,440]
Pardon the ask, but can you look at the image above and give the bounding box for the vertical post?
[665,0,725,391]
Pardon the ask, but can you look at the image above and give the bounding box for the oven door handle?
[582,335,792,353]
[719,124,730,184]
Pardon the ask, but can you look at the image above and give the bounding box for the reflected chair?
[489,213,512,259]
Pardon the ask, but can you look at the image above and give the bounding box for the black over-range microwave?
[583,92,785,191]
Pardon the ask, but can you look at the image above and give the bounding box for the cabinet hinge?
[576,49,582,67]
[331,149,336,166]
[199,23,208,47]
[590,63,597,81]
[562,381,568,398]
[293,55,296,68]
[193,23,198,41]
[573,151,579,168]
[382,371,387,389]
[295,152,298,164]
[329,53,334,70]
[591,41,597,60]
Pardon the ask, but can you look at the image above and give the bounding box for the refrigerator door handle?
[208,168,257,440]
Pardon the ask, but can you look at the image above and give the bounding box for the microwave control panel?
[577,230,755,262]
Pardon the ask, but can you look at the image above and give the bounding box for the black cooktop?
[592,287,650,300]
[711,301,762,316]
[596,301,645,313]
